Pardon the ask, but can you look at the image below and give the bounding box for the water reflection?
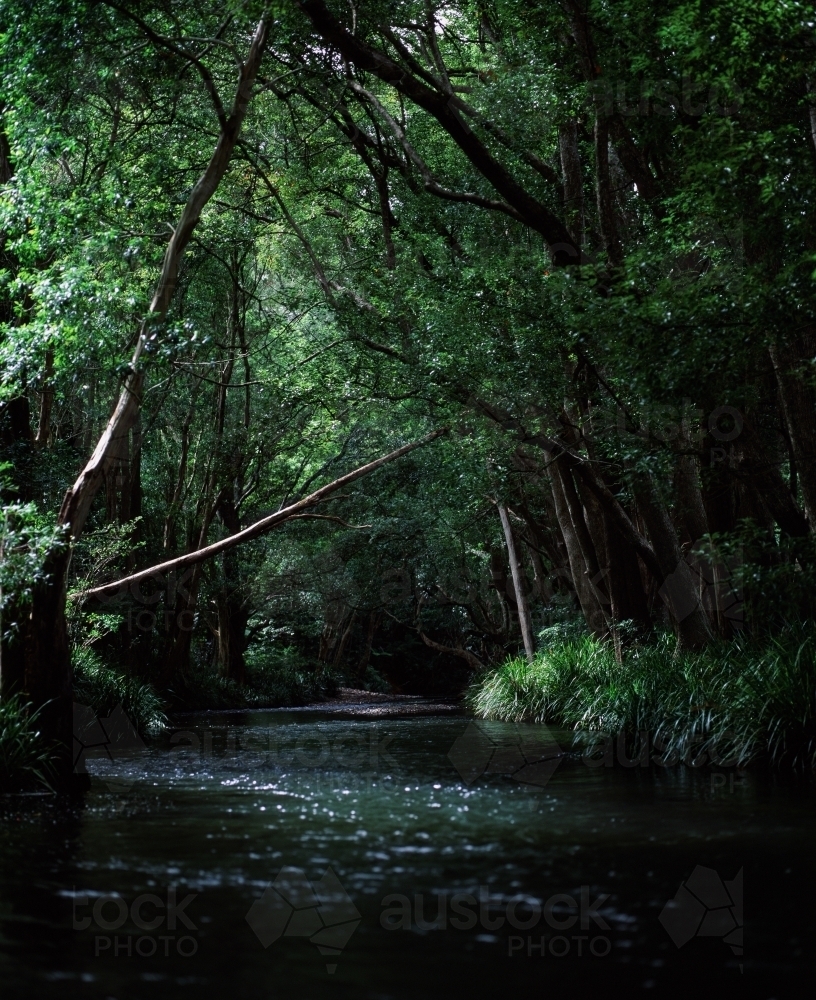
[0,711,813,997]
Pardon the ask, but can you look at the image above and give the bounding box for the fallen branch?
[75,429,447,601]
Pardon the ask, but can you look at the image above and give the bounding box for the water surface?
[0,707,812,998]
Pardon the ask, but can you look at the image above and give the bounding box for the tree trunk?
[216,592,248,686]
[701,453,737,536]
[558,120,583,249]
[215,496,247,685]
[356,610,381,681]
[807,78,816,157]
[333,610,358,669]
[578,473,650,630]
[675,452,710,544]
[33,349,53,449]
[602,512,651,628]
[23,548,73,767]
[770,333,816,528]
[739,416,809,539]
[594,116,622,267]
[632,478,714,649]
[488,545,511,636]
[11,17,269,752]
[559,458,610,611]
[319,600,348,664]
[548,459,606,634]
[498,504,535,661]
[525,542,552,604]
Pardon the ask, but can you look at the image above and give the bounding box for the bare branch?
[75,429,448,600]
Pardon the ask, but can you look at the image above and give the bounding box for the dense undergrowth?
[73,648,167,735]
[166,648,336,711]
[468,624,816,769]
[0,695,55,792]
[72,642,388,719]
[1,645,380,790]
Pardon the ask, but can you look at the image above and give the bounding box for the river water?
[0,704,813,998]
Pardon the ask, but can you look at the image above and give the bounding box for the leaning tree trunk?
[548,459,606,635]
[740,417,809,540]
[498,504,535,661]
[577,473,650,632]
[21,20,269,760]
[770,331,816,528]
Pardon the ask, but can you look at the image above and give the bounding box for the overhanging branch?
[75,429,447,601]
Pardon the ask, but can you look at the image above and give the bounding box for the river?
[0,703,813,998]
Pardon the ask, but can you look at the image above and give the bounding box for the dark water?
[0,707,813,999]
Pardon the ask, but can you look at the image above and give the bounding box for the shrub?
[167,646,336,711]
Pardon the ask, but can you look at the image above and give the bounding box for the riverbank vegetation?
[469,625,816,767]
[1,1,816,785]
[0,696,54,791]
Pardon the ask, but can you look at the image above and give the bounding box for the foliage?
[1,0,815,758]
[0,504,65,642]
[469,628,816,768]
[0,695,55,791]
[167,648,337,712]
[72,647,166,735]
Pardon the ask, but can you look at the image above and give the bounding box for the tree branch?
[417,629,485,670]
[75,429,447,600]
[58,17,269,540]
[297,0,580,263]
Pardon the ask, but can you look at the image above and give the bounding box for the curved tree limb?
[417,629,485,670]
[296,0,580,263]
[75,429,447,601]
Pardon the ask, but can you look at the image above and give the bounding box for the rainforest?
[0,2,814,997]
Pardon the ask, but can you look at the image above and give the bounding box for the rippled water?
[0,706,813,998]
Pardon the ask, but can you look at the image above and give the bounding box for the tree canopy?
[1,1,815,732]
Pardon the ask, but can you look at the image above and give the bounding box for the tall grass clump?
[0,695,56,791]
[72,648,166,735]
[468,625,816,768]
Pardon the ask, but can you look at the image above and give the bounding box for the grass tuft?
[468,626,816,768]
[0,695,56,792]
[72,648,167,736]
